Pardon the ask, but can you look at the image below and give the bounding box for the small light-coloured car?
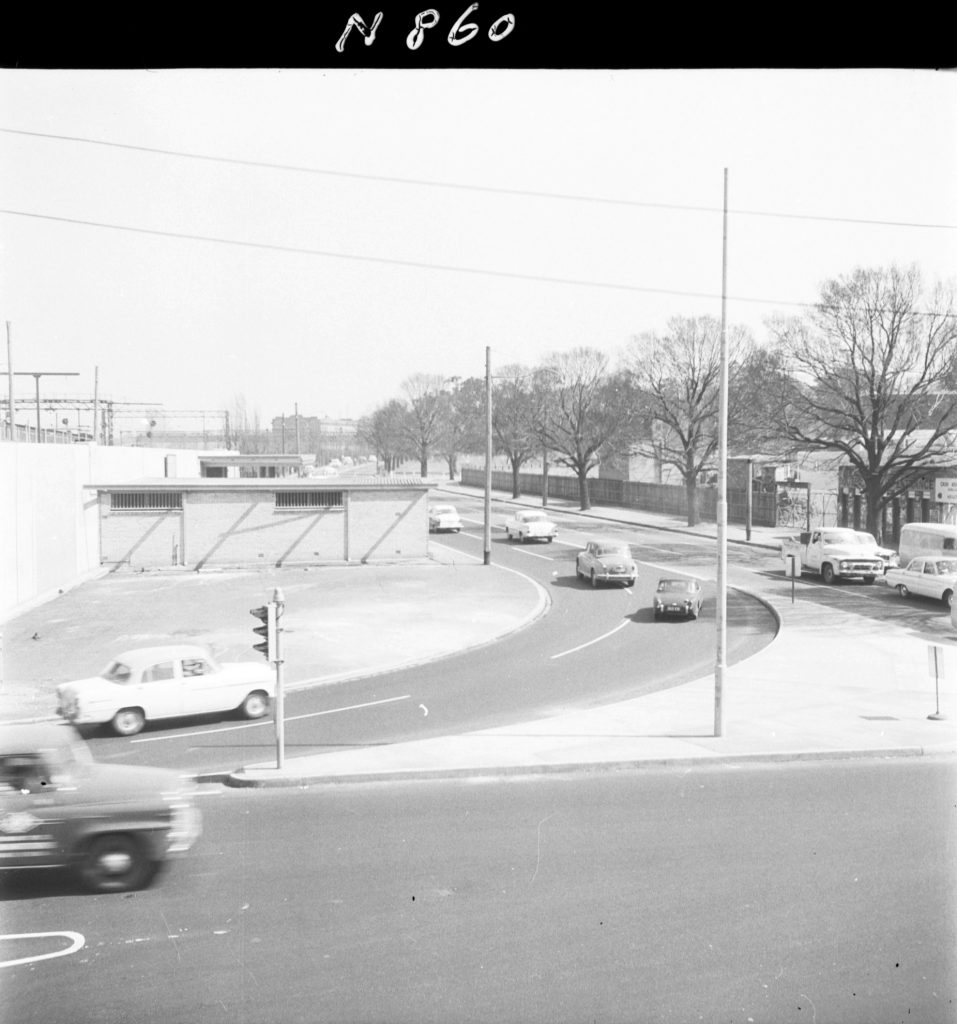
[428,504,462,533]
[884,557,957,608]
[576,539,637,588]
[56,644,275,736]
[504,509,557,543]
[653,578,704,620]
[0,722,201,892]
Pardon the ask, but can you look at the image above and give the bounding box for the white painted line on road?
[285,694,411,724]
[0,931,85,969]
[551,618,631,659]
[131,695,412,743]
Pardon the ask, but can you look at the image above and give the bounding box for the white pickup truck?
[780,528,884,584]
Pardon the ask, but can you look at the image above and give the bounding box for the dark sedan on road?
[653,578,703,620]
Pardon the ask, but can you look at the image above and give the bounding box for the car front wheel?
[111,707,146,736]
[944,590,953,609]
[78,833,155,893]
[897,584,910,598]
[591,571,598,588]
[821,563,836,584]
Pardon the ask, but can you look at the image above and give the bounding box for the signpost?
[785,553,801,603]
[927,644,946,721]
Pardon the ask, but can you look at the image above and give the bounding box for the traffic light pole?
[250,587,286,770]
[274,621,285,769]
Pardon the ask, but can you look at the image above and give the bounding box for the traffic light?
[250,602,278,661]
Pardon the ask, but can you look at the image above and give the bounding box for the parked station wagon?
[0,722,201,892]
[56,644,274,736]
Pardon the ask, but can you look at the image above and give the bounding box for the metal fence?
[460,468,778,527]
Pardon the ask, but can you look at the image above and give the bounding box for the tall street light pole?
[484,346,492,565]
[715,168,729,738]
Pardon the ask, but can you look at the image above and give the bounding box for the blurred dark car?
[0,721,201,892]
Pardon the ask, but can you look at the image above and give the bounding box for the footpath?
[227,482,957,787]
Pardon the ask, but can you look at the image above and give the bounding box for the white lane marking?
[131,695,412,743]
[0,931,85,969]
[551,618,631,659]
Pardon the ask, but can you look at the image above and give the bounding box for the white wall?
[0,442,212,619]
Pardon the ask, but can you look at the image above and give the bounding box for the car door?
[919,560,940,599]
[178,655,227,715]
[0,753,64,869]
[139,659,184,720]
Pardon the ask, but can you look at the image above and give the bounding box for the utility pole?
[5,323,13,442]
[14,371,80,442]
[484,346,492,565]
[715,168,729,738]
[92,366,100,444]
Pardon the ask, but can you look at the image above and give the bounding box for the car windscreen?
[597,546,629,558]
[101,661,133,684]
[657,580,694,592]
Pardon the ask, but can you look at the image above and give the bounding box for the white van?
[898,523,957,567]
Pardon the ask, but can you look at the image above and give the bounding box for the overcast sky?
[1,68,955,431]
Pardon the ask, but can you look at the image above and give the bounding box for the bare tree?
[770,264,957,539]
[538,348,641,510]
[401,373,446,478]
[491,364,540,498]
[625,316,753,526]
[436,377,485,480]
[357,399,413,472]
[227,393,271,453]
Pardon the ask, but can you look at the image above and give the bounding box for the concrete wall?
[0,442,207,620]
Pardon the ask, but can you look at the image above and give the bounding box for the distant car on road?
[56,644,274,736]
[576,539,637,588]
[504,509,557,543]
[653,578,704,620]
[884,557,957,609]
[428,504,462,533]
[0,722,201,892]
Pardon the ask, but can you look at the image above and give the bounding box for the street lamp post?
[484,346,492,565]
[715,168,729,738]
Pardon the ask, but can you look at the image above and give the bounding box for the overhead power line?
[2,127,954,231]
[2,207,954,321]
[0,206,811,310]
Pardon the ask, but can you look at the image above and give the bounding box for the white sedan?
[428,504,462,532]
[504,509,557,543]
[884,557,957,608]
[56,644,275,736]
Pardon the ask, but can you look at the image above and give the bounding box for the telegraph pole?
[14,371,80,442]
[5,323,13,442]
[484,346,492,565]
[715,168,729,738]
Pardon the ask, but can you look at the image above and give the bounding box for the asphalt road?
[81,506,778,775]
[3,757,953,1024]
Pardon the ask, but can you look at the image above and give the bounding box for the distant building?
[269,415,360,462]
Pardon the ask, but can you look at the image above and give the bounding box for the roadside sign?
[935,478,957,503]
[928,644,945,680]
[785,554,801,578]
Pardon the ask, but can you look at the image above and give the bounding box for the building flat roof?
[86,476,429,491]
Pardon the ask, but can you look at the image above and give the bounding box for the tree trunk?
[511,461,521,499]
[419,444,428,478]
[578,469,591,510]
[864,479,884,542]
[685,478,699,527]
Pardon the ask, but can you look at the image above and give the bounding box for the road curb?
[214,745,930,788]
